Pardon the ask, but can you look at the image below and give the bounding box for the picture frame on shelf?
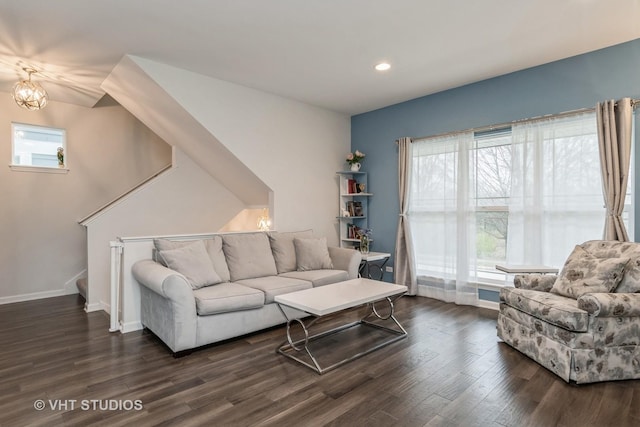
[353,201,363,217]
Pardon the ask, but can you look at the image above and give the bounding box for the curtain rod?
[407,98,639,143]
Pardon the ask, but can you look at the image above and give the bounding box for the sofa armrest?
[513,274,557,292]
[328,246,362,279]
[132,260,198,352]
[132,260,192,300]
[577,293,640,317]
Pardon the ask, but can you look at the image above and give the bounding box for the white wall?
[0,94,171,303]
[84,147,246,312]
[131,56,351,244]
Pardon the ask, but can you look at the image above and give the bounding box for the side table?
[359,252,391,280]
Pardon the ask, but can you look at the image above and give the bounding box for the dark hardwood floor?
[0,294,638,427]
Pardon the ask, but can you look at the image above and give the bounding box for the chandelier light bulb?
[12,68,48,110]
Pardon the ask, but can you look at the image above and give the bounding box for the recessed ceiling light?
[375,62,391,71]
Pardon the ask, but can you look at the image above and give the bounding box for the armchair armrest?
[577,293,640,317]
[513,274,558,292]
[328,246,362,279]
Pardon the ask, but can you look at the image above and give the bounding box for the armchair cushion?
[500,287,589,332]
[550,245,629,299]
[579,240,640,293]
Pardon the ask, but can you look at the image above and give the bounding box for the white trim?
[85,302,106,313]
[120,320,144,333]
[64,269,87,294]
[0,287,78,305]
[79,163,173,225]
[415,284,500,311]
[9,165,69,174]
[477,299,499,311]
[477,282,511,291]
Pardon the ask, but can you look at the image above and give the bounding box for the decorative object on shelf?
[12,68,48,110]
[57,147,64,167]
[358,228,372,254]
[346,150,365,171]
[256,208,271,231]
[357,183,366,193]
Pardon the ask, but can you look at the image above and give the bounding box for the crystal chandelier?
[12,68,48,110]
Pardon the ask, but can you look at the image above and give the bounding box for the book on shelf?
[347,224,361,239]
[346,179,358,194]
[346,201,356,217]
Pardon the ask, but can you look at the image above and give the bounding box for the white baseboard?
[0,287,79,305]
[120,320,143,333]
[85,301,109,313]
[0,270,88,306]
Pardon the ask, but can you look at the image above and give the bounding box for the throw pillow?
[158,240,222,289]
[153,237,231,282]
[550,245,629,299]
[293,237,333,271]
[203,236,231,283]
[268,230,314,274]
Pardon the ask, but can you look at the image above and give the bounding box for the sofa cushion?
[153,237,231,282]
[193,282,264,316]
[157,240,222,289]
[268,230,313,274]
[236,276,312,304]
[294,237,333,271]
[280,270,348,287]
[580,240,640,293]
[222,233,278,281]
[551,245,629,299]
[500,287,590,332]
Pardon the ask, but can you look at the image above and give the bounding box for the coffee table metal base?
[276,296,407,374]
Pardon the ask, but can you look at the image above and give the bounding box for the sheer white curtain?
[507,112,605,266]
[408,132,478,305]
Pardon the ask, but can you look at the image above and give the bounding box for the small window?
[11,123,66,170]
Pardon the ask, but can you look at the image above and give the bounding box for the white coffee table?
[274,278,408,374]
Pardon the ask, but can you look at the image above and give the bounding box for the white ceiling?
[1,0,640,115]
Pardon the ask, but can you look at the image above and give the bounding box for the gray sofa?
[497,240,640,384]
[131,230,361,354]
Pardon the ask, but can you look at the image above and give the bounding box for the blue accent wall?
[352,38,640,288]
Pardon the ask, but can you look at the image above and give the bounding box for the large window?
[11,123,66,170]
[408,111,633,289]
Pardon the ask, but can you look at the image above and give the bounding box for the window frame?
[10,122,68,174]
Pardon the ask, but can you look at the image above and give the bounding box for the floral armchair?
[497,240,640,384]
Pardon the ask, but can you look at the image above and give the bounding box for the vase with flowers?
[346,150,365,171]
